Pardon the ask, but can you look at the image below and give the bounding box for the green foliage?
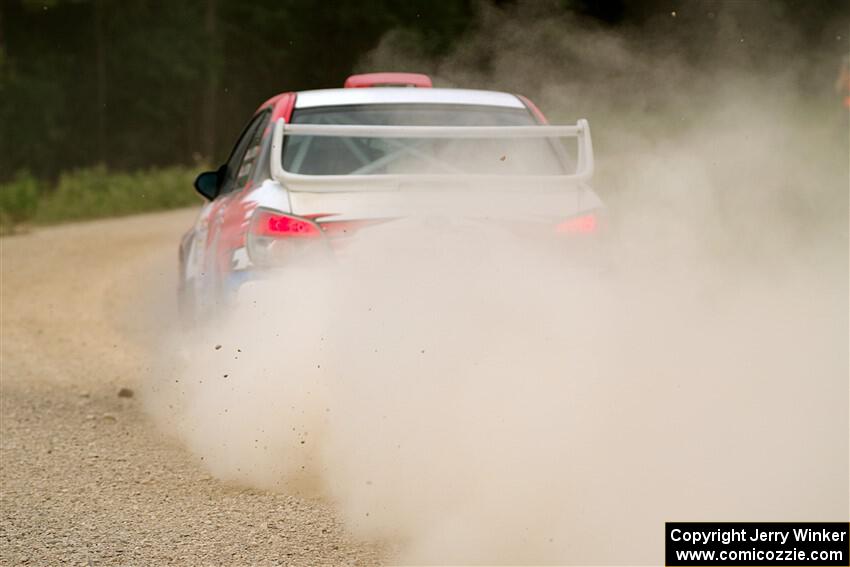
[0,166,200,233]
[0,170,41,233]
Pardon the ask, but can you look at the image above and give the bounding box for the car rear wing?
[269,117,594,191]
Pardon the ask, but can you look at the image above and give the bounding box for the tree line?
[0,0,475,181]
[1,0,845,182]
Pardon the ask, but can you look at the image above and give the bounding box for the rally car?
[178,72,602,319]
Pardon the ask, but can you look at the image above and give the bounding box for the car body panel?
[285,184,602,222]
[294,87,525,110]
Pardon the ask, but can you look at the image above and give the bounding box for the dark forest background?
[1,0,847,183]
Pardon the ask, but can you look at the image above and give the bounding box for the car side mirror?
[194,165,225,200]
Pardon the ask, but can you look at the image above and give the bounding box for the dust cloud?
[146,2,848,564]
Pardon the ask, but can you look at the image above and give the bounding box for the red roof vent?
[344,72,432,89]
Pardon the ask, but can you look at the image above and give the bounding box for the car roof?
[294,87,525,110]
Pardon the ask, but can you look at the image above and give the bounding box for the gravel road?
[0,209,381,566]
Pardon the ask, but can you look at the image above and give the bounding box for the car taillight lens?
[254,211,322,238]
[555,213,598,234]
[248,210,324,267]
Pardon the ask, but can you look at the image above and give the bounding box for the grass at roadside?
[0,166,202,234]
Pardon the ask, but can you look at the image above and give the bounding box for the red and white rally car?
[178,72,602,318]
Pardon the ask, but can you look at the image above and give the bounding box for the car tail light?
[555,213,598,234]
[247,209,324,266]
[254,210,322,238]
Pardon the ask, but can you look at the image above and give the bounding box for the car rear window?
[282,104,572,176]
